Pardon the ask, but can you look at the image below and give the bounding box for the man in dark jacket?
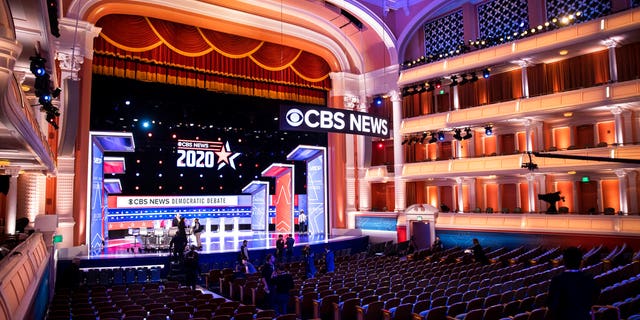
[546,246,600,320]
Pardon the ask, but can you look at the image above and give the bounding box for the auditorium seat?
[422,305,447,320]
[356,300,384,320]
[412,300,431,315]
[482,304,504,320]
[446,301,467,318]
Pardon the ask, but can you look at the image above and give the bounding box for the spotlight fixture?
[482,68,491,78]
[426,81,435,92]
[449,75,458,87]
[373,96,383,106]
[437,131,445,141]
[453,128,463,141]
[428,132,438,144]
[462,127,473,140]
[470,72,479,83]
[420,132,428,144]
[459,74,469,85]
[485,125,493,136]
[29,55,47,77]
[434,80,442,89]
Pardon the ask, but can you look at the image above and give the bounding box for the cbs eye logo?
[285,108,304,127]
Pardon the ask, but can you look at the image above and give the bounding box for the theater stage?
[61,231,369,274]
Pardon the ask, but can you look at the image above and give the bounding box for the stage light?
[482,68,491,78]
[29,56,47,77]
[437,131,445,141]
[453,128,463,141]
[428,132,438,144]
[449,75,458,87]
[373,96,383,106]
[435,80,442,89]
[485,125,493,136]
[459,74,469,85]
[52,87,61,98]
[420,132,428,144]
[470,72,479,82]
[463,127,473,140]
[426,81,435,92]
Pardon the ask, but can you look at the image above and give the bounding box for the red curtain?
[528,49,610,96]
[616,41,640,82]
[93,14,331,104]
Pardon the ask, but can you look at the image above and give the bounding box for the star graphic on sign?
[216,141,241,170]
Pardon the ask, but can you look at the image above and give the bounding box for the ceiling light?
[563,112,573,117]
[559,49,568,56]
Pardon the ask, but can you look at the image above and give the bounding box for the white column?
[452,85,460,110]
[391,90,406,211]
[352,95,371,211]
[524,119,533,152]
[615,169,628,214]
[456,140,463,159]
[455,178,464,213]
[526,174,536,213]
[4,168,20,235]
[603,39,618,83]
[610,106,624,146]
[519,60,530,98]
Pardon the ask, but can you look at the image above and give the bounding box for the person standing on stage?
[169,230,187,262]
[298,210,307,233]
[172,213,181,227]
[240,239,250,262]
[192,218,204,250]
[285,234,295,262]
[178,216,187,235]
[275,234,285,262]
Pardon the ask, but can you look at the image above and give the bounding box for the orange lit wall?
[427,186,439,208]
[519,183,530,212]
[601,179,620,211]
[459,140,470,158]
[485,184,498,211]
[597,121,615,144]
[556,181,574,212]
[427,144,437,160]
[461,184,469,212]
[483,135,497,156]
[554,127,571,149]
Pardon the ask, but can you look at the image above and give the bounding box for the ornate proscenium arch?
[92,15,333,105]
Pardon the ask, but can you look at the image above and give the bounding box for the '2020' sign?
[175,139,240,170]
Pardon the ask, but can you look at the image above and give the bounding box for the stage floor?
[86,231,356,259]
